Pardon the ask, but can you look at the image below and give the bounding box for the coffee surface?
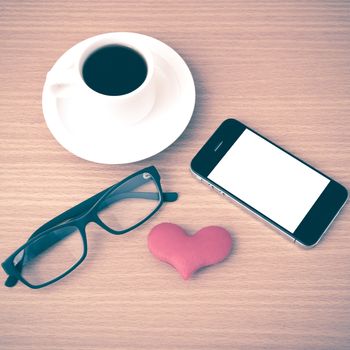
[82,45,148,96]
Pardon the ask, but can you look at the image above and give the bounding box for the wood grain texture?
[0,1,349,349]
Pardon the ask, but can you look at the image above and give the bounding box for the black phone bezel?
[191,118,348,247]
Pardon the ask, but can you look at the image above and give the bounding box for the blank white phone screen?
[208,129,330,233]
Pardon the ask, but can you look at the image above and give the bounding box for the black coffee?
[82,45,148,96]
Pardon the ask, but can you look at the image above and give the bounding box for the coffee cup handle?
[45,67,80,96]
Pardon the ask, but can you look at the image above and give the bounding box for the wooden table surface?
[1,1,349,349]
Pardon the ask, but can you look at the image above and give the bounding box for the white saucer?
[42,33,196,164]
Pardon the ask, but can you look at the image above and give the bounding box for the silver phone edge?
[190,169,348,249]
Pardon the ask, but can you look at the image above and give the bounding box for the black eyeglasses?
[2,166,178,289]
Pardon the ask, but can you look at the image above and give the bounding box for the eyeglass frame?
[2,166,178,289]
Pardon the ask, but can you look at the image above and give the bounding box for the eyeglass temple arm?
[4,191,177,287]
[21,192,176,259]
[29,191,177,239]
[99,191,177,210]
[26,191,177,241]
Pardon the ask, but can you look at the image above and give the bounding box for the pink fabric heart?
[148,223,232,279]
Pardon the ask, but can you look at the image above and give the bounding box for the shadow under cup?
[82,44,148,96]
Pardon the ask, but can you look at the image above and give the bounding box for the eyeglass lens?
[97,172,161,231]
[13,226,84,286]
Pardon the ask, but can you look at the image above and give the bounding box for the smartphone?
[191,119,348,247]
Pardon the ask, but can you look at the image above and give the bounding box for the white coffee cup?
[45,33,156,129]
